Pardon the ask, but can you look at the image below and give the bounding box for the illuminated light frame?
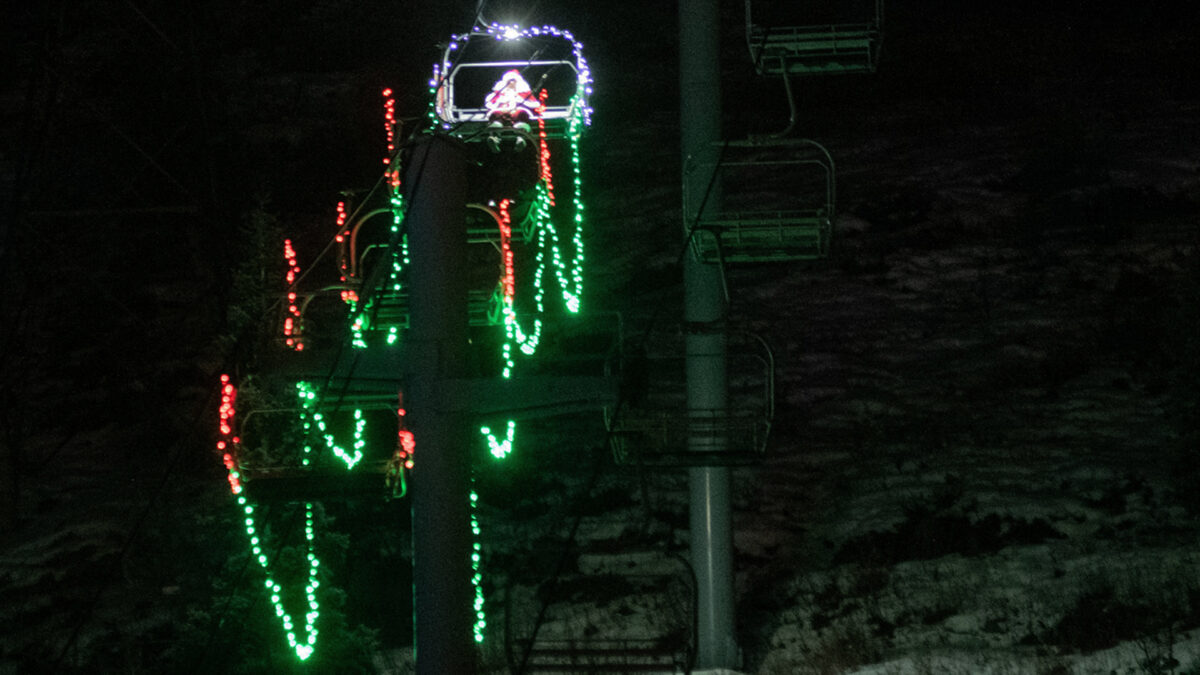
[431,22,595,131]
[217,375,320,661]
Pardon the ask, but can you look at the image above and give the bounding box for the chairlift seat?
[352,287,503,334]
[749,24,881,76]
[238,461,393,503]
[685,139,836,265]
[506,552,695,672]
[606,330,776,468]
[694,208,830,264]
[233,402,402,503]
[435,25,593,142]
[746,0,883,76]
[607,408,772,467]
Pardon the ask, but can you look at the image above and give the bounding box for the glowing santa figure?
[484,69,540,131]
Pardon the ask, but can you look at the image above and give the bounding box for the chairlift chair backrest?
[745,0,884,76]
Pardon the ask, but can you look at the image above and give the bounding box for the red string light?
[536,90,555,205]
[331,201,356,303]
[387,393,416,497]
[217,374,243,495]
[382,89,402,189]
[397,398,415,470]
[498,199,515,302]
[283,239,305,351]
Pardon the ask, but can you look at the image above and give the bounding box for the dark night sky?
[5,1,1197,219]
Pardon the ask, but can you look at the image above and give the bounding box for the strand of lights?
[532,112,586,314]
[216,375,320,661]
[348,187,408,349]
[383,88,402,189]
[218,375,243,494]
[497,199,543,377]
[387,395,415,498]
[470,488,486,643]
[382,88,397,165]
[244,500,321,661]
[282,239,306,351]
[385,190,407,346]
[536,92,555,201]
[296,381,365,470]
[479,420,516,460]
[428,64,444,128]
[562,111,587,312]
[332,201,355,303]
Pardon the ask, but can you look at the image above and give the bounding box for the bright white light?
[503,26,520,40]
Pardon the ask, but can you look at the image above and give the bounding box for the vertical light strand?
[542,103,586,314]
[282,239,306,351]
[217,375,243,495]
[564,105,587,312]
[333,201,356,301]
[498,199,545,370]
[535,92,555,204]
[470,488,486,643]
[387,395,415,498]
[382,87,398,173]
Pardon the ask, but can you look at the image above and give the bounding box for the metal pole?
[680,0,738,668]
[405,134,476,674]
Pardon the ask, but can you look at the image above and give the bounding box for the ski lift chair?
[686,138,835,267]
[746,0,884,76]
[745,0,883,137]
[433,24,594,143]
[231,389,404,503]
[606,330,776,468]
[505,550,696,672]
[341,203,513,341]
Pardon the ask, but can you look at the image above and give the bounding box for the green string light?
[217,377,320,661]
[238,498,321,661]
[296,381,365,470]
[479,420,516,460]
[470,488,486,643]
[348,192,408,348]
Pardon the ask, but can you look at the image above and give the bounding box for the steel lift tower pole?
[404,134,476,674]
[681,0,739,668]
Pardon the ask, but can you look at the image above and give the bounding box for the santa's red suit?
[485,69,540,126]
